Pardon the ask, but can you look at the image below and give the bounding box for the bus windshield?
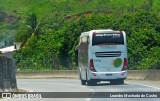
[92,33,124,46]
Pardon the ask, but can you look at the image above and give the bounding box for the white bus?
[75,29,128,86]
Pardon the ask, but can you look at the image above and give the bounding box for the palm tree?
[16,13,41,47]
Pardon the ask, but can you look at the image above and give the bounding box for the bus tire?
[87,80,97,86]
[80,73,86,85]
[87,80,92,86]
[118,79,124,84]
[81,80,86,85]
[110,79,124,85]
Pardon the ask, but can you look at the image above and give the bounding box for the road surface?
[1,79,160,101]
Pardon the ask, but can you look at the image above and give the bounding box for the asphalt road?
[1,79,160,101]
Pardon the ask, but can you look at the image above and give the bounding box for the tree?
[16,13,41,47]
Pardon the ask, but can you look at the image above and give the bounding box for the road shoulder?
[126,80,160,89]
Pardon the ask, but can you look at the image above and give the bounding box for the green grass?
[0,0,160,18]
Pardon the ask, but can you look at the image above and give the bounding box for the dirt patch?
[0,12,20,24]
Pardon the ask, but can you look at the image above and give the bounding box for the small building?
[0,42,22,58]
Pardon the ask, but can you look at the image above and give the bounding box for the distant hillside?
[1,0,160,18]
[1,0,160,70]
[0,11,19,48]
[1,0,160,48]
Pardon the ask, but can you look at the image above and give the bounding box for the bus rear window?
[92,33,124,46]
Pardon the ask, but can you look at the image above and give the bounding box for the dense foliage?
[0,0,160,70]
[14,10,160,71]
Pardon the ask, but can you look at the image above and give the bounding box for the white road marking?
[86,98,91,101]
[19,88,33,92]
[128,82,160,90]
[81,86,86,88]
[0,98,11,101]
[90,89,94,91]
[125,82,135,85]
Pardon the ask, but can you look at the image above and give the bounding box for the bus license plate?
[105,74,112,76]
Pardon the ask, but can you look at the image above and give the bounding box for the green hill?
[1,0,160,18]
[0,0,160,70]
[1,0,160,47]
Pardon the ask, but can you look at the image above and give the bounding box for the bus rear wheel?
[81,80,86,85]
[87,80,97,86]
[110,79,124,85]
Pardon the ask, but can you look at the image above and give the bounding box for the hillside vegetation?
[0,0,160,70]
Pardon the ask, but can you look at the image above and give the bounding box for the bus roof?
[80,29,123,38]
[80,32,89,38]
[90,29,113,32]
